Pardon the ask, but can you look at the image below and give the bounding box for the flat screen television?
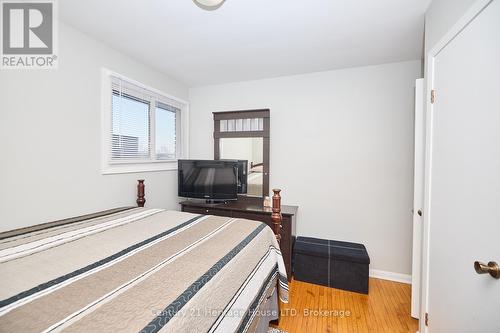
[178,160,239,200]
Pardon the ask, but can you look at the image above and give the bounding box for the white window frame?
[101,68,189,174]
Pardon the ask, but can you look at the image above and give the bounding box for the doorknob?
[474,261,500,279]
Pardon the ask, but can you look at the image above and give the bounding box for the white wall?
[425,0,477,51]
[189,61,422,275]
[0,22,188,232]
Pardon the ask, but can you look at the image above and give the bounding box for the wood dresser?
[180,198,297,280]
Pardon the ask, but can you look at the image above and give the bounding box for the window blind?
[156,101,180,160]
[110,76,182,162]
[111,77,151,161]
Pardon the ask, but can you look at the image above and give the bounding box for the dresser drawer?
[182,206,232,217]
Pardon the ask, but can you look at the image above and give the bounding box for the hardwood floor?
[273,278,418,333]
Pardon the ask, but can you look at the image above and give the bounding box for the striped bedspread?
[0,208,288,333]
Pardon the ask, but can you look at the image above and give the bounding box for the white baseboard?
[369,269,412,284]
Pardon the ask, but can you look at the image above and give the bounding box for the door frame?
[419,1,494,332]
[411,78,424,319]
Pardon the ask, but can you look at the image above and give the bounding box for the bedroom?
[0,0,498,332]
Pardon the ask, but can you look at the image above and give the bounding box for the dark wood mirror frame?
[213,109,270,198]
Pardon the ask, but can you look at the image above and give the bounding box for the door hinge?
[425,312,429,326]
[431,89,436,104]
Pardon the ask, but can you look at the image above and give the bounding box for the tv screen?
[178,160,238,200]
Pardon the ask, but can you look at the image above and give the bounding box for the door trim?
[419,1,494,332]
[411,78,424,319]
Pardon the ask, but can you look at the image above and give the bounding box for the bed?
[0,184,288,333]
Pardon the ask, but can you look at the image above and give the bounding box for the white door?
[424,1,500,332]
[411,78,424,319]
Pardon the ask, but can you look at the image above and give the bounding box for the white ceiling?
[59,0,430,86]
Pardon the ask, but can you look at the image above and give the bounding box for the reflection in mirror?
[219,137,263,197]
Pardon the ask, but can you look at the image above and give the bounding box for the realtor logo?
[1,0,57,68]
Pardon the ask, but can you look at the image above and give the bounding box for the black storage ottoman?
[293,236,370,294]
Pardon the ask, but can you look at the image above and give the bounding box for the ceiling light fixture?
[193,0,226,11]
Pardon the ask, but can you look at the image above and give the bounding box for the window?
[111,90,150,160]
[155,102,178,160]
[102,70,188,174]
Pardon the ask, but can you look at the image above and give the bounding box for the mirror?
[219,137,264,197]
[213,109,270,198]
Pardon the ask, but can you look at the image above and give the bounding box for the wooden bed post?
[137,180,146,207]
[271,189,282,244]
